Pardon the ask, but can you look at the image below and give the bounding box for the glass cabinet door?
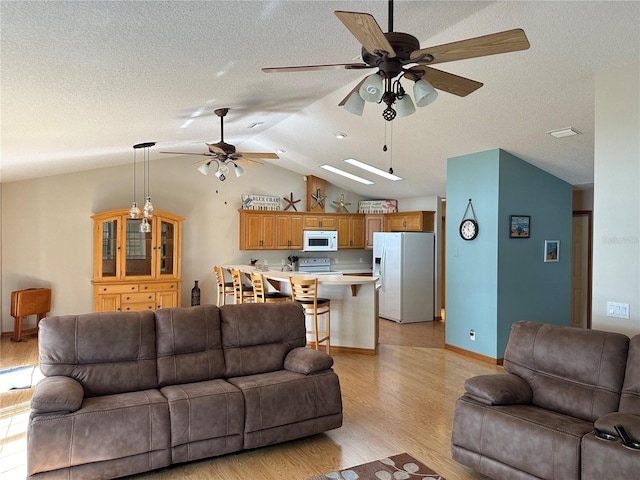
[100,219,118,277]
[158,219,177,277]
[124,219,153,278]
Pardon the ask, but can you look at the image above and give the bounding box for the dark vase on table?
[191,280,201,306]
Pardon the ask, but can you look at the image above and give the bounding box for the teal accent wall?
[446,149,572,359]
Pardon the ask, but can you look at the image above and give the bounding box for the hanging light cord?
[383,121,394,174]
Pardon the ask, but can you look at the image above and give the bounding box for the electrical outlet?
[469,329,476,341]
[281,259,285,265]
[334,258,339,264]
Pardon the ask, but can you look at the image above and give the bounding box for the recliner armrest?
[30,376,84,415]
[284,347,334,374]
[464,373,532,405]
[595,412,640,441]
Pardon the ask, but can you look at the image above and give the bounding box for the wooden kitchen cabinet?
[303,214,337,230]
[239,210,276,250]
[92,209,183,312]
[337,215,365,249]
[276,213,303,250]
[365,214,385,249]
[384,211,434,232]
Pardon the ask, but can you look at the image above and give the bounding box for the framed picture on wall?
[510,215,530,238]
[544,240,560,262]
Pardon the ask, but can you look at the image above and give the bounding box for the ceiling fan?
[262,0,530,121]
[160,108,279,180]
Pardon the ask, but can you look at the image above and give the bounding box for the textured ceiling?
[1,1,639,198]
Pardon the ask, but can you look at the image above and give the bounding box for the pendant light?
[129,142,156,231]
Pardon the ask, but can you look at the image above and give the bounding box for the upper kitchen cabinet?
[303,214,337,230]
[276,213,304,250]
[365,214,385,249]
[239,210,277,250]
[337,214,365,249]
[384,211,434,232]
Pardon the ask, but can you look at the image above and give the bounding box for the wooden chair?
[214,266,235,306]
[10,288,52,342]
[289,277,330,354]
[250,272,290,303]
[230,268,255,304]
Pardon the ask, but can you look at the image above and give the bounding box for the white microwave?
[303,230,338,252]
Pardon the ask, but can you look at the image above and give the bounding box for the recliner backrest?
[504,321,629,422]
[155,304,225,387]
[220,302,306,378]
[619,334,640,414]
[38,312,158,397]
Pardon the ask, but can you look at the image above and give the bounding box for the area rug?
[308,452,445,480]
[0,365,36,393]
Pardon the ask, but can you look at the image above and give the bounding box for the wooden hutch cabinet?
[92,209,183,312]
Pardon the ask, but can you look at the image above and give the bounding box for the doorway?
[571,211,592,328]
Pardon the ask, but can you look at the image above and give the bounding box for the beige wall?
[0,157,372,332]
[592,62,640,336]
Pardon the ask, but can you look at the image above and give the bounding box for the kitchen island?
[223,265,380,354]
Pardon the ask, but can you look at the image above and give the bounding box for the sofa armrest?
[30,376,84,415]
[595,413,640,441]
[284,347,334,375]
[464,373,532,405]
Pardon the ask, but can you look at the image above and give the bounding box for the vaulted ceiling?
[2,1,638,199]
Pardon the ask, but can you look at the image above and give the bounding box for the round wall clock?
[459,218,478,241]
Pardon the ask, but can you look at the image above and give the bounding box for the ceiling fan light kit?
[262,0,529,122]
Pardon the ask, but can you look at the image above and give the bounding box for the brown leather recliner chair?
[451,320,630,480]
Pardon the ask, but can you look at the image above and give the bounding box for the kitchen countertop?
[224,265,378,285]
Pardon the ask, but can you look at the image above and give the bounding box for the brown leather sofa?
[452,320,639,480]
[27,302,343,479]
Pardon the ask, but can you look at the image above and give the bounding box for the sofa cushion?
[503,321,629,422]
[452,396,592,480]
[220,302,306,377]
[27,389,170,477]
[228,369,342,449]
[619,334,640,414]
[155,305,225,387]
[160,379,244,464]
[285,347,334,374]
[38,312,158,396]
[464,373,532,406]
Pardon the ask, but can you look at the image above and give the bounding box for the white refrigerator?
[373,232,435,323]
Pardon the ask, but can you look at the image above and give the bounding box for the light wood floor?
[1,319,498,479]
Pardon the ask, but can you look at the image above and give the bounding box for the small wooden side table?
[10,288,52,342]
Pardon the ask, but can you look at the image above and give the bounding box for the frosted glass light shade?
[395,94,416,117]
[197,162,210,175]
[413,79,438,107]
[234,164,245,177]
[359,73,384,102]
[343,91,365,115]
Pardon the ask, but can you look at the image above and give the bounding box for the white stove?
[297,257,343,276]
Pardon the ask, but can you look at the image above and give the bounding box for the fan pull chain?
[383,120,394,174]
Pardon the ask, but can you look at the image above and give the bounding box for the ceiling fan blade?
[206,143,226,154]
[405,66,483,97]
[237,152,280,160]
[262,63,372,73]
[338,77,368,106]
[335,11,396,58]
[160,151,215,157]
[410,28,530,65]
[236,158,264,168]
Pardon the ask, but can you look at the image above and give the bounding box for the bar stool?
[289,277,330,354]
[250,272,290,303]
[230,268,255,304]
[214,266,235,306]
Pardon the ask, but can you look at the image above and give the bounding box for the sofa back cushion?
[220,302,306,377]
[504,321,629,422]
[155,305,225,387]
[39,312,158,397]
[619,334,640,414]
